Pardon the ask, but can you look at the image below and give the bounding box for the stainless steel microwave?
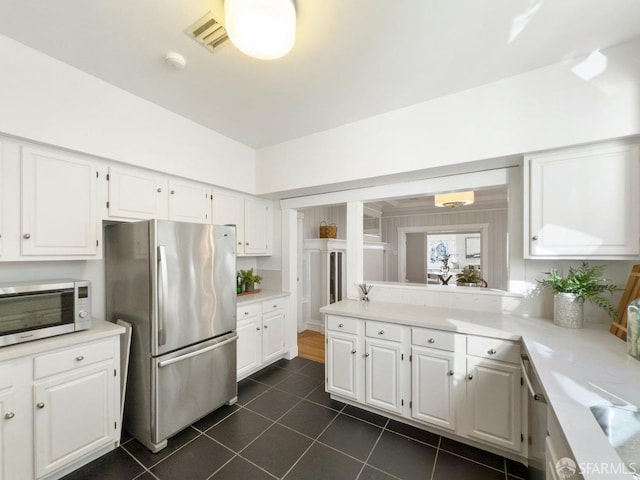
[0,279,91,347]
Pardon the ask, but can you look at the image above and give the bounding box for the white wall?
[257,38,640,195]
[0,34,256,194]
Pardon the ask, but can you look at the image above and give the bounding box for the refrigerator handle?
[157,245,168,347]
[157,335,238,368]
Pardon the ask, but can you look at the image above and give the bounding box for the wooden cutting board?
[610,264,640,340]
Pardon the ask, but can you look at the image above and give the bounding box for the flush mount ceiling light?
[225,0,296,60]
[434,191,475,208]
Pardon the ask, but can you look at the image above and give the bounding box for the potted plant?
[238,268,263,293]
[455,266,486,287]
[537,262,618,328]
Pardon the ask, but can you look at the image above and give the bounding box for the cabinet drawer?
[327,315,359,335]
[467,336,520,364]
[412,328,461,352]
[34,339,115,379]
[365,321,402,342]
[237,303,261,319]
[262,297,286,314]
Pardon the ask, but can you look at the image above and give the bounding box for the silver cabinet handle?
[428,338,435,343]
[256,327,260,331]
[170,190,175,194]
[238,242,242,245]
[532,235,538,241]
[4,412,15,419]
[76,355,85,361]
[264,325,268,329]
[338,323,344,328]
[365,352,370,357]
[246,242,250,245]
[157,188,162,193]
[351,350,356,354]
[244,311,249,315]
[467,374,473,380]
[272,305,277,308]
[23,233,31,239]
[487,348,497,355]
[447,370,454,376]
[36,402,45,409]
[378,330,384,335]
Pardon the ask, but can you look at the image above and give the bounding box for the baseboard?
[303,320,325,334]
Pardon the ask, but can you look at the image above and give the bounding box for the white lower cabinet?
[325,315,526,458]
[411,346,457,431]
[237,297,287,380]
[34,361,117,478]
[0,332,121,480]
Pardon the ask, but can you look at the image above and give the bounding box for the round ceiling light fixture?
[225,0,296,60]
[434,191,475,208]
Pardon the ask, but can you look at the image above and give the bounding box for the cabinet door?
[212,193,245,255]
[21,148,98,256]
[465,356,521,452]
[262,311,284,364]
[326,332,359,400]
[0,360,32,480]
[365,338,403,414]
[527,143,640,257]
[168,179,211,224]
[107,167,167,220]
[411,346,457,431]
[0,145,4,258]
[237,317,261,379]
[34,361,117,478]
[244,198,270,255]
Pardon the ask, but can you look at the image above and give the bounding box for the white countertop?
[0,320,125,362]
[321,299,640,479]
[237,290,289,306]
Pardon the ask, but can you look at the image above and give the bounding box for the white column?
[281,207,299,359]
[346,201,364,300]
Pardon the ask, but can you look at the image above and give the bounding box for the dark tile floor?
[63,357,541,480]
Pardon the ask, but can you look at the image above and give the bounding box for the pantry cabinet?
[525,142,640,258]
[21,148,99,257]
[324,314,526,457]
[236,297,287,380]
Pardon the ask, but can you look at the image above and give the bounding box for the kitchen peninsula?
[321,299,640,480]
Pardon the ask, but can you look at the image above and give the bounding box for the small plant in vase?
[455,266,486,287]
[537,262,618,328]
[238,268,263,293]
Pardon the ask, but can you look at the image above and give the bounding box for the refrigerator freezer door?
[153,221,236,356]
[152,333,237,448]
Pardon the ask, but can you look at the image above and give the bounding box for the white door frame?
[397,223,489,285]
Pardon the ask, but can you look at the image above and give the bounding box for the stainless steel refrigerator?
[105,220,237,453]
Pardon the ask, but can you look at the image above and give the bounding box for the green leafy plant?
[537,262,618,319]
[456,266,483,284]
[238,268,262,288]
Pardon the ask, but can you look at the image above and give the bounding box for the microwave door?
[154,221,235,356]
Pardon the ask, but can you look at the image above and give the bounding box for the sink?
[590,405,640,467]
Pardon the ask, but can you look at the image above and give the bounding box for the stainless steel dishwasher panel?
[152,333,237,444]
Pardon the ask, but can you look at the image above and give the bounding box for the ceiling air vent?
[185,12,229,52]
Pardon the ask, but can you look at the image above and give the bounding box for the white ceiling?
[0,0,639,149]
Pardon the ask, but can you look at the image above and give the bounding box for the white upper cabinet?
[21,148,99,257]
[107,166,167,220]
[168,179,211,224]
[244,197,271,255]
[525,142,640,258]
[212,192,245,255]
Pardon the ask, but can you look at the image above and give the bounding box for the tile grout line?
[122,426,204,472]
[278,399,349,479]
[428,435,442,480]
[354,417,390,480]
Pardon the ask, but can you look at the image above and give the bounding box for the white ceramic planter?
[554,293,584,329]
